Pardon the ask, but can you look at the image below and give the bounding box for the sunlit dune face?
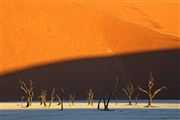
[1,0,180,74]
[80,1,180,37]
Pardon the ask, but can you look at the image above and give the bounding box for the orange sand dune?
[1,0,180,74]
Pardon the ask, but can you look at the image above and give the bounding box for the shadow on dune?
[1,49,180,101]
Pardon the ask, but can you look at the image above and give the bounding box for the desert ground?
[1,101,180,120]
[1,100,180,110]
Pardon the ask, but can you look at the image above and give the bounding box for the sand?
[1,0,180,74]
[1,102,179,110]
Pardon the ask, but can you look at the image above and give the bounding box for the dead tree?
[69,94,73,106]
[38,90,47,107]
[49,88,55,107]
[21,96,25,108]
[115,96,118,105]
[135,93,140,105]
[56,95,61,105]
[97,77,119,111]
[56,88,64,111]
[114,76,119,105]
[97,88,106,110]
[122,82,136,105]
[105,78,119,110]
[134,89,141,105]
[138,72,167,107]
[19,80,34,107]
[69,93,75,106]
[87,87,94,105]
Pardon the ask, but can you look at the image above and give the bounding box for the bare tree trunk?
[57,100,61,105]
[69,94,75,106]
[29,92,33,106]
[26,97,30,107]
[49,88,55,107]
[39,97,47,107]
[30,97,32,106]
[87,87,94,105]
[148,97,152,107]
[71,99,74,105]
[104,79,119,110]
[56,92,64,111]
[49,99,53,107]
[40,99,43,105]
[105,95,112,110]
[90,95,93,106]
[97,98,101,110]
[60,98,63,111]
[56,95,61,105]
[43,98,47,107]
[128,96,132,105]
[135,94,139,105]
[21,96,24,108]
[115,97,118,105]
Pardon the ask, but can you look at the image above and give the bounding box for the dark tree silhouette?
[122,81,136,105]
[69,93,75,106]
[19,80,34,107]
[115,96,118,105]
[56,88,64,111]
[97,77,119,111]
[134,89,141,105]
[56,95,61,105]
[138,72,167,107]
[38,89,47,107]
[135,93,140,105]
[87,87,94,105]
[21,96,25,108]
[49,88,55,107]
[97,88,106,110]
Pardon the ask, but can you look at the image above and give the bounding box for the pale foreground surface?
[1,101,180,120]
[1,101,180,110]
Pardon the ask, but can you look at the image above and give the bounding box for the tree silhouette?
[135,93,140,105]
[97,88,106,110]
[21,96,25,108]
[97,77,119,111]
[122,81,136,105]
[49,88,55,107]
[87,87,94,105]
[19,80,34,107]
[138,72,167,107]
[56,88,64,111]
[38,89,47,107]
[69,93,75,106]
